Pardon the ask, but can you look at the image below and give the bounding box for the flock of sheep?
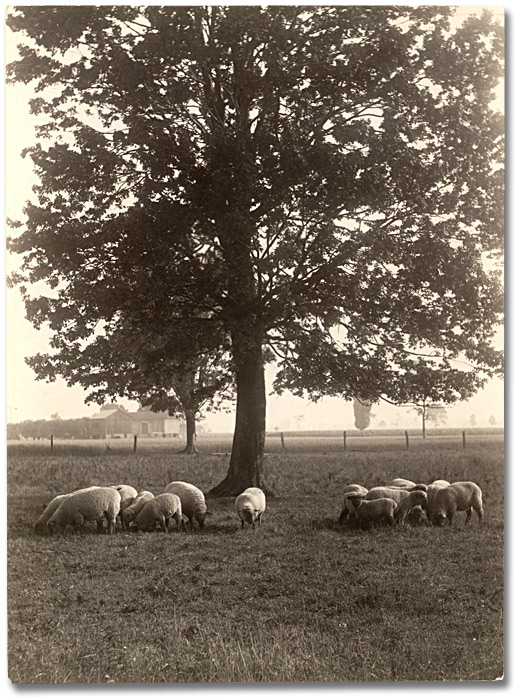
[32,475,483,536]
[338,478,484,529]
[33,481,266,535]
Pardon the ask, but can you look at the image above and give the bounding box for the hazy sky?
[3,3,506,433]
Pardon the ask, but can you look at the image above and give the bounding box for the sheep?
[134,493,185,533]
[388,478,416,488]
[47,487,121,535]
[430,481,483,527]
[349,496,397,529]
[425,480,451,521]
[34,486,108,534]
[365,486,414,508]
[338,485,368,525]
[34,494,69,535]
[163,481,208,529]
[235,487,266,529]
[121,490,155,529]
[406,505,429,527]
[394,490,428,524]
[110,484,138,502]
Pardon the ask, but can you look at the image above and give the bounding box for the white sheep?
[388,478,416,488]
[394,490,428,524]
[47,486,121,535]
[35,486,108,534]
[134,493,185,533]
[425,480,451,521]
[34,494,69,535]
[163,481,208,529]
[365,486,413,508]
[235,487,266,529]
[338,485,368,525]
[121,490,155,528]
[406,505,429,527]
[430,481,483,526]
[349,496,397,528]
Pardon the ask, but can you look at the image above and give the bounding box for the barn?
[129,409,182,437]
[87,406,136,439]
[88,405,182,438]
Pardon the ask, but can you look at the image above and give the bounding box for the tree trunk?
[178,409,197,454]
[207,328,269,496]
[422,406,426,439]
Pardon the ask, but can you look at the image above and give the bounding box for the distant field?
[7,427,504,457]
[7,436,504,683]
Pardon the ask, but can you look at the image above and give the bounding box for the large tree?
[7,6,504,494]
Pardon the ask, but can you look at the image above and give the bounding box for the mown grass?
[7,438,504,683]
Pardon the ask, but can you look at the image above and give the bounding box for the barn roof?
[129,411,175,420]
[89,408,136,421]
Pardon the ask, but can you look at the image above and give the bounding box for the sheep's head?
[413,491,428,508]
[431,512,447,527]
[410,484,428,492]
[122,510,135,524]
[47,519,58,535]
[349,495,364,509]
[195,512,207,528]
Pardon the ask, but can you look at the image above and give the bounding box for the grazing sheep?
[388,478,416,488]
[406,505,429,527]
[34,494,69,535]
[110,484,138,501]
[339,485,368,525]
[394,490,428,524]
[163,481,208,529]
[134,493,185,533]
[235,487,266,529]
[47,487,121,535]
[349,496,397,529]
[430,481,483,526]
[365,486,413,508]
[425,481,451,521]
[121,491,155,528]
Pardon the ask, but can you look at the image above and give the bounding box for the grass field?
[6,434,504,683]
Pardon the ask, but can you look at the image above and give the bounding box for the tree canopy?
[7,6,504,493]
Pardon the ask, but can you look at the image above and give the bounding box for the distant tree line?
[7,417,91,441]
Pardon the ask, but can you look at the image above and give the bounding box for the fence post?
[280,432,286,453]
[134,435,138,453]
[405,430,409,450]
[343,430,347,452]
[50,434,54,453]
[462,431,466,449]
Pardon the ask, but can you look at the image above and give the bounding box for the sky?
[2,3,506,433]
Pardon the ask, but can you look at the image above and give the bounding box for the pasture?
[7,434,504,683]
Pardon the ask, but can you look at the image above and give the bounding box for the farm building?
[87,406,182,438]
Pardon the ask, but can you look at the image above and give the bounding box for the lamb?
[394,490,428,524]
[121,490,155,529]
[134,493,185,533]
[338,485,368,525]
[163,481,208,529]
[235,487,266,529]
[47,486,121,535]
[349,496,397,528]
[430,481,483,526]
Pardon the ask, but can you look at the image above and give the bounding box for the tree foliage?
[7,6,504,492]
